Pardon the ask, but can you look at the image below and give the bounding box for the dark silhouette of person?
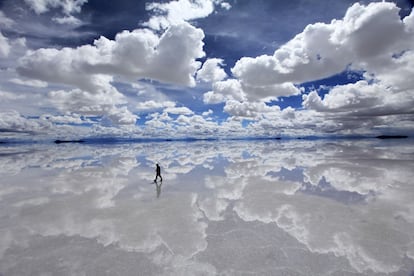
[154,163,162,182]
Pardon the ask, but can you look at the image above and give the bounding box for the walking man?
[154,163,162,182]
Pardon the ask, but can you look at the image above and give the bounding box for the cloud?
[219,2,231,10]
[48,86,138,126]
[164,106,194,116]
[205,79,246,103]
[232,2,408,86]
[204,78,301,105]
[104,106,138,126]
[136,100,176,112]
[301,79,414,135]
[0,32,10,57]
[303,81,385,113]
[197,58,227,82]
[203,91,225,104]
[0,11,14,28]
[202,109,213,117]
[52,15,83,25]
[9,78,48,88]
[211,2,414,136]
[144,0,230,31]
[0,110,51,135]
[40,113,92,125]
[18,22,205,88]
[17,21,206,126]
[223,100,280,119]
[0,90,26,100]
[23,0,88,15]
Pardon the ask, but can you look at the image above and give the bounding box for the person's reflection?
[155,180,162,198]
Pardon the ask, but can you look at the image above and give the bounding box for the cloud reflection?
[0,139,413,275]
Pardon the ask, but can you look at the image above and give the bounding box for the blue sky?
[0,0,413,140]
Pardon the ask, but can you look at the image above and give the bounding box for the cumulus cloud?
[224,100,280,119]
[17,21,206,126]
[197,58,227,82]
[144,0,230,31]
[18,22,205,88]
[48,86,137,126]
[204,77,301,105]
[23,0,87,25]
[232,2,408,86]
[0,110,51,135]
[164,106,194,115]
[303,81,385,113]
[203,91,225,104]
[204,79,246,103]
[23,0,88,15]
[301,78,414,135]
[215,2,414,136]
[40,113,92,125]
[136,100,176,112]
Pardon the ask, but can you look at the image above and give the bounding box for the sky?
[0,0,413,141]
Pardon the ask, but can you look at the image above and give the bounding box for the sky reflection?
[0,139,413,275]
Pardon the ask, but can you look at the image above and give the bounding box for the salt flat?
[0,139,413,275]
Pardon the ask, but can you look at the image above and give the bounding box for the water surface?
[0,139,413,275]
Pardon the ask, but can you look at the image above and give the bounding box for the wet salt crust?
[0,139,413,275]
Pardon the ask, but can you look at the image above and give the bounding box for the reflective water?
[0,139,413,275]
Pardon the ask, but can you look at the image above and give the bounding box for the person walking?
[154,163,162,182]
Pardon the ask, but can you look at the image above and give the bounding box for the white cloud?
[144,0,229,31]
[164,106,194,115]
[136,100,176,112]
[204,78,300,105]
[48,84,138,126]
[0,110,51,135]
[197,58,227,82]
[18,22,205,88]
[202,109,213,117]
[0,90,25,100]
[232,2,408,86]
[230,1,412,96]
[303,81,385,113]
[219,2,231,10]
[218,2,414,136]
[105,106,138,126]
[0,32,10,57]
[243,82,301,102]
[223,100,280,119]
[40,113,92,125]
[52,15,83,25]
[203,91,225,104]
[206,79,246,102]
[17,21,206,126]
[10,78,48,88]
[301,78,414,134]
[23,0,88,15]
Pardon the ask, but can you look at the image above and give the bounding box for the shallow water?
[0,139,414,275]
